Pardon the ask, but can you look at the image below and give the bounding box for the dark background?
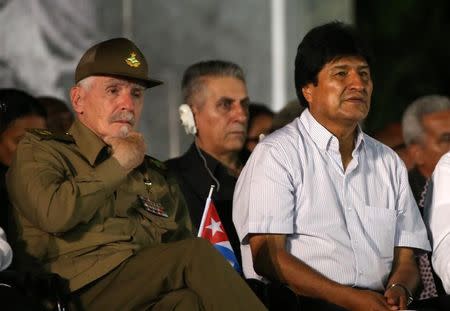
[356,0,450,134]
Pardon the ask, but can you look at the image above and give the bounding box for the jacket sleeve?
[6,135,128,234]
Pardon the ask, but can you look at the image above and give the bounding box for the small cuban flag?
[198,185,242,273]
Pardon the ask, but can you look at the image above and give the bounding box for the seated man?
[402,95,450,299]
[402,95,450,207]
[426,151,450,294]
[166,60,249,265]
[6,38,266,310]
[233,22,430,311]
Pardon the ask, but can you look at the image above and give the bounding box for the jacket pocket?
[134,206,178,243]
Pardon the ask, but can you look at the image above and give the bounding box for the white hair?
[402,95,450,145]
[77,76,95,91]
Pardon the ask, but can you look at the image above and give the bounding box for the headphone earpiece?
[179,104,197,135]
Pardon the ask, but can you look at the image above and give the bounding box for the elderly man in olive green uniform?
[7,38,266,310]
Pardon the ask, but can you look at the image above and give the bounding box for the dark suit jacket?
[166,144,247,266]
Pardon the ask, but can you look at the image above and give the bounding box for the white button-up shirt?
[233,109,430,291]
[426,152,450,294]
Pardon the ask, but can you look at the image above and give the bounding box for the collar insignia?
[125,52,141,68]
[35,129,52,136]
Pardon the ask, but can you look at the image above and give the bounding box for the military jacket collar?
[69,120,109,166]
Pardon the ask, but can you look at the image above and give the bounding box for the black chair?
[0,269,70,310]
[246,279,300,311]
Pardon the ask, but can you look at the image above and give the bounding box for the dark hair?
[294,21,373,107]
[38,96,71,114]
[38,96,74,133]
[248,103,274,130]
[0,89,47,134]
[182,60,245,106]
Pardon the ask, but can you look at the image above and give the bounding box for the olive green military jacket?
[7,120,193,291]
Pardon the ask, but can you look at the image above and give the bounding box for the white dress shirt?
[426,152,450,293]
[233,109,430,291]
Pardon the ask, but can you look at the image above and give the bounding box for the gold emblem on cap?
[125,52,141,68]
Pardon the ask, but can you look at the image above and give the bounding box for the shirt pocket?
[356,205,397,258]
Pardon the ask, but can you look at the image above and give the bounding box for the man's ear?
[302,84,313,105]
[70,86,83,114]
[190,102,199,115]
[407,143,424,166]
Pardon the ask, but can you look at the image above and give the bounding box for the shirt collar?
[69,119,109,166]
[353,126,365,154]
[300,109,365,152]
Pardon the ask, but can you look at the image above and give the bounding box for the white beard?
[118,125,130,137]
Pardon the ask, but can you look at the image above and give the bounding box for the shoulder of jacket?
[145,155,167,172]
[27,129,75,143]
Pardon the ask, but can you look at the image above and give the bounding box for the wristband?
[387,283,414,306]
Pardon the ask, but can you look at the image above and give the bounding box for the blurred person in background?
[372,122,414,170]
[245,103,274,152]
[270,99,305,132]
[38,96,74,133]
[402,95,450,300]
[0,89,46,231]
[402,95,450,205]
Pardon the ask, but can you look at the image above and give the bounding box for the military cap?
[75,37,163,88]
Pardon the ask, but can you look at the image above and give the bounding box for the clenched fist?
[104,131,146,172]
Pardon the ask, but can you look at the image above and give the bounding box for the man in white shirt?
[426,152,450,293]
[233,21,431,311]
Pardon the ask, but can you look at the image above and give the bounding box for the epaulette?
[145,155,167,172]
[27,129,75,143]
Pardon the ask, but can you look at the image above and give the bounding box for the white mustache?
[110,111,135,125]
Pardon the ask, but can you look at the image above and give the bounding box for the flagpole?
[197,185,215,237]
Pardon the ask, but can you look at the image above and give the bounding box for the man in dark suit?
[166,60,249,266]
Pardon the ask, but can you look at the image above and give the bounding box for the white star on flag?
[206,219,223,237]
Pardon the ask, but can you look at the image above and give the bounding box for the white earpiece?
[179,104,197,135]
